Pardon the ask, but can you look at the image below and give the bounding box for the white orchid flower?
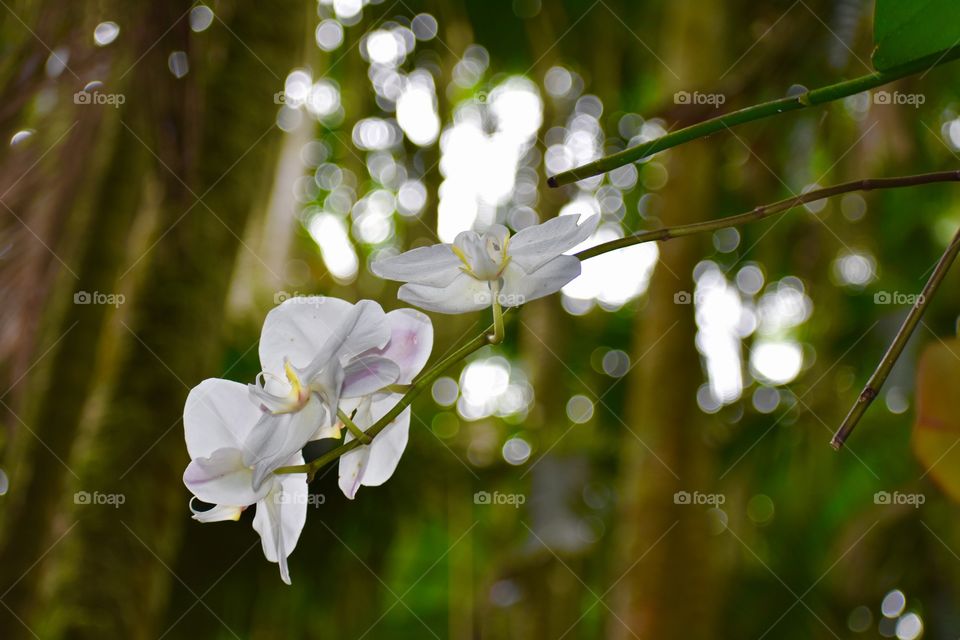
[244,297,399,488]
[338,309,433,499]
[370,214,599,314]
[182,378,308,584]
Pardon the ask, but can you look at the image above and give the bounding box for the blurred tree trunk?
[608,0,729,638]
[55,3,302,636]
[0,2,302,638]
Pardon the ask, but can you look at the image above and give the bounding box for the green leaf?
[873,0,960,71]
[912,338,960,502]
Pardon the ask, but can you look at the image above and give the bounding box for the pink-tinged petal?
[183,448,263,507]
[341,355,401,398]
[376,309,433,383]
[499,255,581,306]
[371,243,463,287]
[397,272,491,314]
[509,214,599,272]
[337,446,370,500]
[244,395,327,490]
[258,296,353,376]
[184,379,262,459]
[253,457,307,585]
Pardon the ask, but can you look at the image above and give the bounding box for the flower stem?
[575,170,960,261]
[490,285,505,345]
[548,47,960,187]
[275,320,498,478]
[338,408,370,444]
[831,223,960,449]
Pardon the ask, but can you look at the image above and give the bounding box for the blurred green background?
[1,0,959,638]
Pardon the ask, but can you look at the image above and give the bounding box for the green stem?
[575,170,960,261]
[276,318,501,477]
[548,47,960,187]
[491,283,505,345]
[831,222,960,449]
[338,408,370,444]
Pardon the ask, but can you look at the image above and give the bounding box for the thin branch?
[831,223,960,449]
[276,316,504,478]
[576,170,960,261]
[548,47,960,187]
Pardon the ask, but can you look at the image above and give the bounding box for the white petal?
[253,462,307,585]
[397,273,491,314]
[509,214,599,272]
[183,448,263,506]
[370,244,462,287]
[500,255,581,306]
[357,404,410,487]
[189,498,243,523]
[319,299,392,366]
[337,447,370,500]
[341,355,401,398]
[184,379,262,459]
[258,296,353,376]
[245,395,326,490]
[0,468,8,496]
[338,396,410,499]
[375,309,434,383]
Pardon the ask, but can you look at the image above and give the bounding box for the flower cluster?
[182,298,433,583]
[182,213,596,582]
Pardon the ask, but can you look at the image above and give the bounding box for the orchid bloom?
[338,309,433,499]
[182,379,307,584]
[370,214,599,314]
[244,297,401,488]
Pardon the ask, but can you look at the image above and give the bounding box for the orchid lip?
[250,359,314,415]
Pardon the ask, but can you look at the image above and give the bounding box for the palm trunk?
[608,0,729,637]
